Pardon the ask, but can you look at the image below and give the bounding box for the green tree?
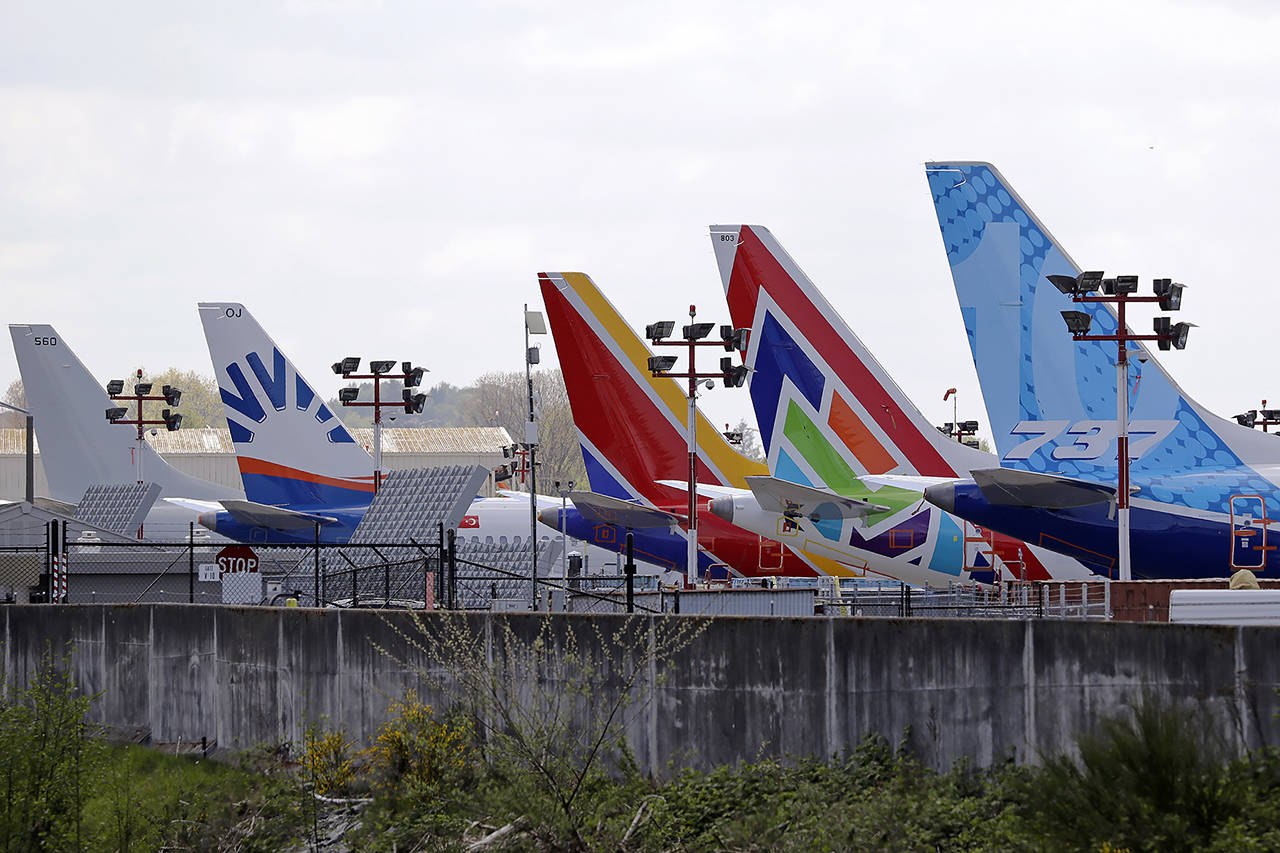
[466,369,585,493]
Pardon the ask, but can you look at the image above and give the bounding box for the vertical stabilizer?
[711,224,991,483]
[198,303,375,508]
[924,162,1276,515]
[9,324,240,504]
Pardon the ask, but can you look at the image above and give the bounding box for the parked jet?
[196,302,655,569]
[537,271,860,581]
[9,323,240,539]
[704,226,1093,584]
[921,161,1273,578]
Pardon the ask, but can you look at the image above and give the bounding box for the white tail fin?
[198,303,375,508]
[9,324,240,503]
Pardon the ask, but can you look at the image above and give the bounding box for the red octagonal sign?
[216,544,259,574]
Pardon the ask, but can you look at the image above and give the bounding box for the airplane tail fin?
[710,224,990,493]
[536,272,764,501]
[198,303,375,508]
[9,324,240,504]
[924,161,1275,512]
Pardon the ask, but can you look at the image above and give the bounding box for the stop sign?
[216,544,259,574]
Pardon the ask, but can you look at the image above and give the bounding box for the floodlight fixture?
[937,425,952,435]
[719,325,750,351]
[105,406,128,421]
[332,357,360,376]
[402,363,427,387]
[162,409,182,432]
[1102,275,1139,296]
[718,356,749,388]
[645,321,675,342]
[106,379,125,396]
[1048,271,1104,295]
[402,389,427,414]
[723,430,744,444]
[370,360,396,375]
[1153,278,1185,311]
[1170,322,1193,351]
[963,438,980,449]
[134,382,153,396]
[1236,410,1259,428]
[683,322,715,341]
[162,385,182,407]
[1061,311,1093,335]
[648,355,678,375]
[338,387,360,403]
[724,366,749,388]
[960,420,979,433]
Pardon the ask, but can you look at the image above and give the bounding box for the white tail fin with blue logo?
[925,161,1277,516]
[9,323,240,504]
[198,303,375,508]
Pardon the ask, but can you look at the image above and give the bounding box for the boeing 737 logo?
[1003,420,1178,461]
[219,347,352,445]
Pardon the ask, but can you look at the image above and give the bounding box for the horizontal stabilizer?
[163,497,225,514]
[971,468,1115,508]
[744,475,890,520]
[219,499,339,530]
[568,491,681,529]
[655,479,743,500]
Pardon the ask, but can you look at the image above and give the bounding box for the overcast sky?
[4,0,1279,441]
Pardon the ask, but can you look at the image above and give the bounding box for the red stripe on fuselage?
[237,457,375,493]
[727,226,957,477]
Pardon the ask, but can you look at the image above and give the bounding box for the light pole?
[0,401,34,504]
[524,306,548,608]
[646,307,749,587]
[554,479,574,578]
[1049,272,1190,582]
[106,369,183,485]
[332,358,428,493]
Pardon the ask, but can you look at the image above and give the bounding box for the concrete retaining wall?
[3,605,1275,773]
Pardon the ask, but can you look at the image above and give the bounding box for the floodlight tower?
[1047,272,1191,581]
[332,358,428,493]
[106,368,184,485]
[646,306,750,587]
[524,306,548,609]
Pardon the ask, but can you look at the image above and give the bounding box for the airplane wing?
[568,491,682,529]
[218,499,340,530]
[970,468,1116,508]
[744,475,891,520]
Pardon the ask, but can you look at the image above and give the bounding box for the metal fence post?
[313,522,321,607]
[447,528,456,610]
[624,531,635,614]
[438,523,445,608]
[188,521,195,604]
[44,520,52,603]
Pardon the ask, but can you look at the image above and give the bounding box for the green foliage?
[1014,697,1239,852]
[0,648,103,852]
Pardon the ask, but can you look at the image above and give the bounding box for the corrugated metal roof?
[0,426,513,456]
[146,429,236,454]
